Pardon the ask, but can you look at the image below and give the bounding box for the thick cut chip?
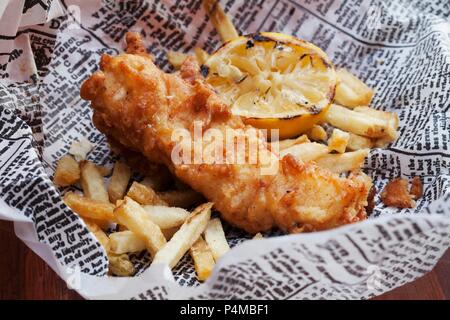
[334,68,374,107]
[64,192,115,222]
[325,104,389,138]
[346,132,373,151]
[315,149,369,173]
[80,161,109,202]
[305,124,327,142]
[114,197,167,256]
[127,182,168,205]
[281,142,329,163]
[203,218,230,261]
[53,155,80,187]
[142,205,190,229]
[203,0,239,42]
[189,236,215,281]
[108,253,135,277]
[151,203,213,268]
[68,137,92,161]
[353,106,399,141]
[83,218,111,252]
[328,129,350,154]
[109,230,146,254]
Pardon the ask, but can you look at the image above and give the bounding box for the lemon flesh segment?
[204,32,336,138]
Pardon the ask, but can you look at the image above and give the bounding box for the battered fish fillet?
[80,32,372,234]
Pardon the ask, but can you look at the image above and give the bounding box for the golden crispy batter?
[381,178,415,208]
[53,155,80,187]
[80,32,372,234]
[125,32,150,57]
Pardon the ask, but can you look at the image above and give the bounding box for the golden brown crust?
[381,178,415,208]
[410,176,423,200]
[125,32,150,57]
[53,155,80,187]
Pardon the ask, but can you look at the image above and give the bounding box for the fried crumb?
[53,155,80,187]
[381,178,415,208]
[410,176,423,200]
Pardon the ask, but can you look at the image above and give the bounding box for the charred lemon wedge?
[203,32,337,139]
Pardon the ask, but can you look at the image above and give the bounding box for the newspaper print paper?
[0,0,449,300]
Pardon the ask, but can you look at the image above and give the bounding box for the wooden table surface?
[1,220,448,300]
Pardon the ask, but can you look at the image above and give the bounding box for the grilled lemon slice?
[203,32,337,139]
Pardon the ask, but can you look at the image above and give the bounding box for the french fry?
[127,182,168,206]
[280,142,330,162]
[80,161,109,202]
[167,51,189,70]
[315,149,369,173]
[108,161,132,203]
[108,253,135,277]
[353,106,399,140]
[334,68,374,107]
[68,137,92,161]
[325,104,389,138]
[203,218,230,261]
[157,189,204,208]
[346,132,373,151]
[142,205,190,229]
[119,202,187,229]
[109,230,146,254]
[252,232,263,240]
[305,124,327,142]
[328,128,350,154]
[109,228,178,254]
[114,197,167,256]
[83,218,111,252]
[151,202,213,268]
[189,236,215,281]
[275,134,309,151]
[194,47,209,65]
[203,0,239,42]
[64,192,115,221]
[53,155,80,187]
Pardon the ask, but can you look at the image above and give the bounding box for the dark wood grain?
[0,221,82,300]
[0,220,448,300]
